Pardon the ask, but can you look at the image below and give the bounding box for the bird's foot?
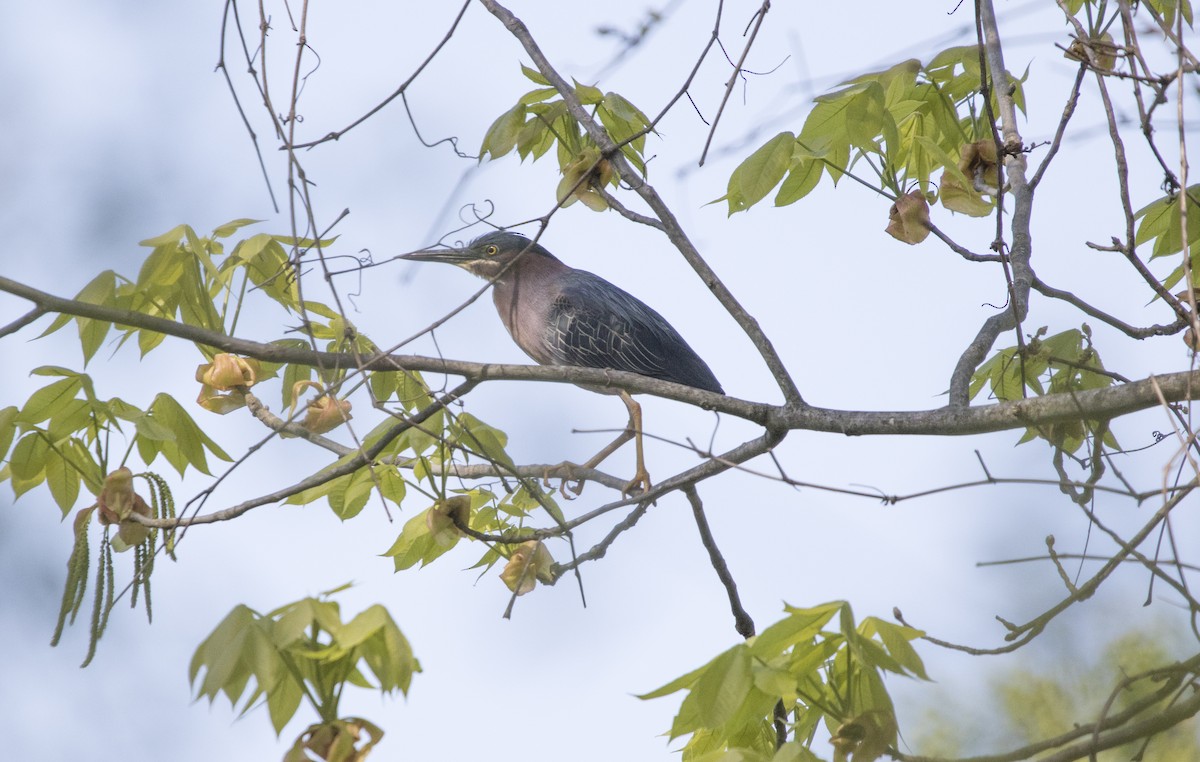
[543,464,584,499]
[621,466,652,499]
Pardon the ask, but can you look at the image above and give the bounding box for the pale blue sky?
[1,2,1195,759]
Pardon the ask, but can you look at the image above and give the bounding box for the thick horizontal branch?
[783,373,1196,436]
[3,275,1198,438]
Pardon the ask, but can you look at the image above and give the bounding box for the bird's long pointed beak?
[398,246,476,266]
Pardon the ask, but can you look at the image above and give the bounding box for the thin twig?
[698,1,772,166]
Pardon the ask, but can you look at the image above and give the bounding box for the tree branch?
[892,659,1200,762]
[8,274,1200,437]
[948,0,1034,407]
[133,380,476,527]
[685,485,755,639]
[896,481,1196,656]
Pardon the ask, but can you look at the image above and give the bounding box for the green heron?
[400,231,724,494]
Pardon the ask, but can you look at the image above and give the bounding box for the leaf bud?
[500,540,555,595]
[885,190,931,244]
[302,394,353,434]
[425,495,472,547]
[195,353,260,390]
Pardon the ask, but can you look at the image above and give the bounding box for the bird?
[400,230,723,495]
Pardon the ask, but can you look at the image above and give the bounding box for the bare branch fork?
[947,0,1033,407]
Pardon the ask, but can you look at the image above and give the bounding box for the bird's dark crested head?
[400,231,558,280]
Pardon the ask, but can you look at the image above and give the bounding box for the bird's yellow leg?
[580,429,634,472]
[618,391,651,497]
[574,392,649,496]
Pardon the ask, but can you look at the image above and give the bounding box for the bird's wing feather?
[543,272,723,393]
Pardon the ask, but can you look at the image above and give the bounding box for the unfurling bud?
[97,467,137,524]
[885,190,931,245]
[500,540,555,595]
[426,495,472,547]
[1064,32,1117,71]
[98,468,153,549]
[195,354,260,414]
[286,380,353,435]
[286,719,382,762]
[556,148,613,212]
[195,353,260,390]
[958,140,999,194]
[117,495,152,546]
[196,384,248,414]
[937,140,1000,218]
[303,394,353,435]
[829,711,896,762]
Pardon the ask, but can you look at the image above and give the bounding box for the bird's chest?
[492,276,560,365]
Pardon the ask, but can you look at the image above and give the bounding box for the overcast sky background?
[2,1,1197,759]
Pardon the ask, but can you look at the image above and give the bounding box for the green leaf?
[369,371,397,403]
[1147,0,1194,28]
[375,465,407,507]
[689,644,753,729]
[774,156,822,207]
[381,509,456,570]
[845,82,888,152]
[236,237,300,310]
[455,412,513,468]
[772,743,823,762]
[520,63,550,86]
[155,393,230,469]
[752,664,797,703]
[480,104,527,161]
[724,132,796,214]
[139,224,191,248]
[20,377,83,425]
[0,406,17,462]
[750,601,843,659]
[1134,187,1200,259]
[863,617,929,679]
[37,311,73,340]
[266,671,304,735]
[598,92,653,142]
[285,471,343,508]
[574,79,604,105]
[136,241,187,288]
[44,448,82,515]
[51,271,119,364]
[133,414,175,442]
[190,604,256,699]
[330,468,374,520]
[939,171,994,217]
[518,87,559,105]
[638,658,713,700]
[212,218,263,239]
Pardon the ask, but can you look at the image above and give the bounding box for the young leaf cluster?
[282,386,562,587]
[639,601,926,762]
[0,366,227,515]
[969,326,1116,453]
[480,65,653,210]
[1134,185,1200,294]
[190,591,419,738]
[720,46,1026,217]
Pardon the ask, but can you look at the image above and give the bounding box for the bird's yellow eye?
[484,245,499,256]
